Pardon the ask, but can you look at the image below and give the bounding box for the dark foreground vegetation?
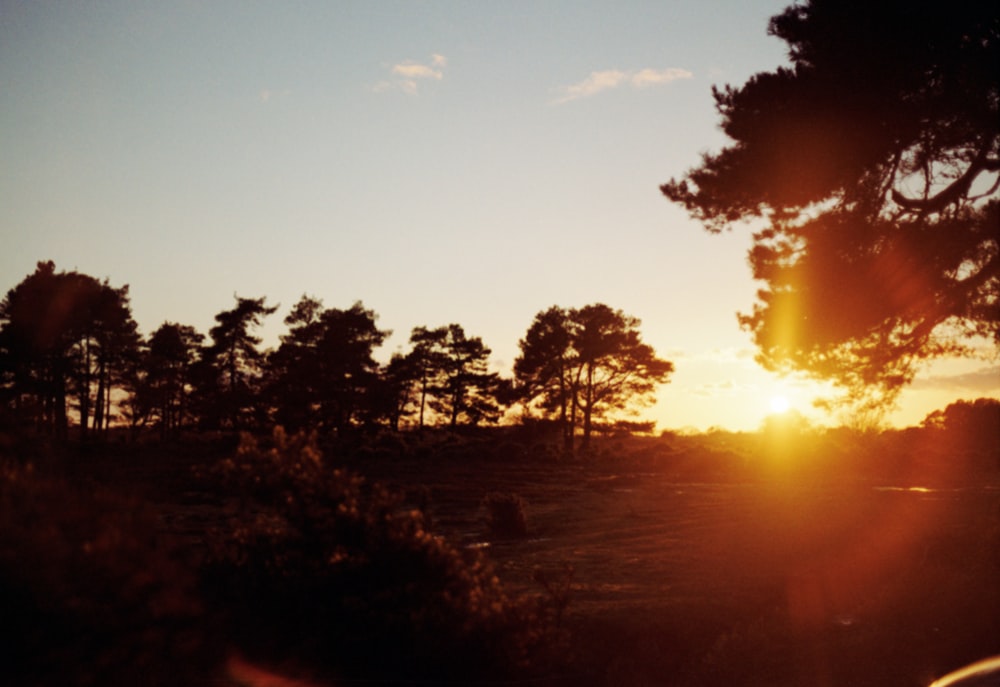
[1,409,998,687]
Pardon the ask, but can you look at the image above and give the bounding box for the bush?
[0,462,215,687]
[203,428,554,682]
[484,491,530,539]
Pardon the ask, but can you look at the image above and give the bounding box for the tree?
[661,1,999,418]
[267,297,388,434]
[431,324,503,428]
[397,324,504,429]
[368,352,418,431]
[922,397,1000,458]
[0,261,139,439]
[138,323,204,439]
[515,304,674,452]
[514,307,576,451]
[405,326,450,429]
[197,295,277,430]
[79,281,141,438]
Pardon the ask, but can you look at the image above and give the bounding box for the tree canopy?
[132,323,204,438]
[267,297,388,434]
[197,295,277,430]
[400,324,503,429]
[661,0,999,416]
[515,304,674,451]
[0,261,139,438]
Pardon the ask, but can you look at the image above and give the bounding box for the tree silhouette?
[369,352,418,431]
[80,282,141,438]
[197,295,277,430]
[135,323,204,439]
[0,261,139,439]
[265,295,324,431]
[515,304,674,452]
[267,297,388,434]
[514,307,576,451]
[432,324,503,428]
[398,325,503,429]
[404,326,450,429]
[922,397,1000,459]
[661,0,999,417]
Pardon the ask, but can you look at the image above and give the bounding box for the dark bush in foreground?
[203,428,559,683]
[0,463,214,687]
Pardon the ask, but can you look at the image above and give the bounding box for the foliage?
[484,491,530,539]
[266,297,388,433]
[404,325,450,428]
[203,428,556,682]
[194,295,277,431]
[367,351,417,431]
[128,322,204,438]
[661,0,999,418]
[430,323,504,427]
[0,261,140,439]
[401,323,505,428]
[921,397,1000,460]
[515,304,674,451]
[0,463,214,686]
[0,262,684,440]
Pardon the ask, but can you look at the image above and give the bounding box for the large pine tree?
[661,1,999,417]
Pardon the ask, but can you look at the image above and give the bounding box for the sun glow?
[769,395,791,413]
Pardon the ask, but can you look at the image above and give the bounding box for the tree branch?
[891,149,999,213]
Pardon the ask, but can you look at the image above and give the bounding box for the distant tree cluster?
[0,261,673,450]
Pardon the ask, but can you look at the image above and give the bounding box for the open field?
[350,441,1000,687]
[2,430,999,686]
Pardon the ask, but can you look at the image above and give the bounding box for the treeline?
[0,261,673,450]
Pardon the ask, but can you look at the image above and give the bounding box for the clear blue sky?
[2,1,996,430]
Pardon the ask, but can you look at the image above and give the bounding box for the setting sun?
[769,395,791,413]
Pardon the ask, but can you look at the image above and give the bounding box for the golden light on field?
[769,395,791,413]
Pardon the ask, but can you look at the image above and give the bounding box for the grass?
[1,427,997,686]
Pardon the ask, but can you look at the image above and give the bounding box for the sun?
[769,395,791,413]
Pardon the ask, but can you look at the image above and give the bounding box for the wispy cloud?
[373,54,447,95]
[258,88,290,103]
[553,67,692,104]
[691,380,739,398]
[910,366,1000,393]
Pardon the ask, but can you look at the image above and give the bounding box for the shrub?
[484,491,529,539]
[0,462,215,687]
[203,428,553,682]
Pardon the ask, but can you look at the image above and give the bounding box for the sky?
[2,1,998,431]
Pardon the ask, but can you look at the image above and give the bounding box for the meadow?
[1,425,997,686]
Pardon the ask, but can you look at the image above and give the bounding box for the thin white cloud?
[630,67,692,88]
[691,380,740,398]
[553,66,692,104]
[374,54,447,95]
[258,88,289,103]
[911,366,1000,393]
[553,69,627,104]
[392,62,443,80]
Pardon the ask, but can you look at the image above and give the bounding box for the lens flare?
[769,395,791,413]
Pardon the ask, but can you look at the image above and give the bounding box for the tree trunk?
[79,339,92,440]
[93,355,106,435]
[418,372,428,429]
[449,382,461,428]
[581,362,594,451]
[54,372,68,440]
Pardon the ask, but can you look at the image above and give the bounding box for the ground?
[3,429,998,686]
